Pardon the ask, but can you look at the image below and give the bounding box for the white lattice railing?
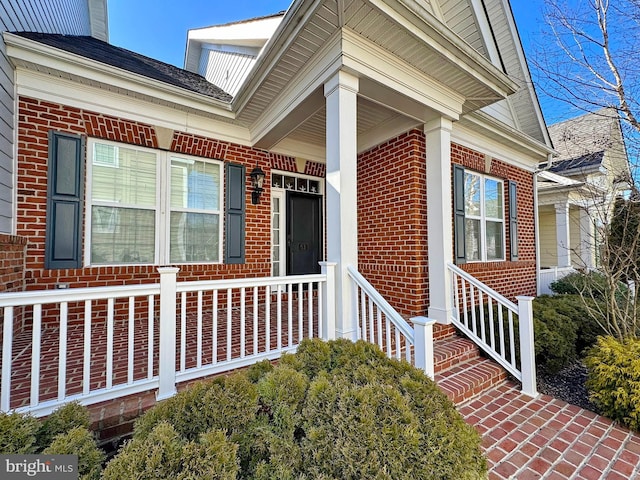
[448,263,537,397]
[347,265,436,378]
[0,266,334,417]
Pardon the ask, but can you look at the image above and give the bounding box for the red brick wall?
[0,234,27,293]
[357,132,537,319]
[358,130,429,317]
[451,144,537,300]
[16,96,316,290]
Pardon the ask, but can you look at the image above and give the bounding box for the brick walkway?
[459,381,640,479]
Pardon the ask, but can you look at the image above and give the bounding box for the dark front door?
[287,192,322,275]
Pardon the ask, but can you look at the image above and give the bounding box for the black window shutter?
[45,131,84,270]
[509,180,518,261]
[453,164,466,264]
[225,163,246,264]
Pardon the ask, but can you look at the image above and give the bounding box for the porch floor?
[459,381,640,479]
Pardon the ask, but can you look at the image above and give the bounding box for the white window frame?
[85,138,224,266]
[464,171,506,262]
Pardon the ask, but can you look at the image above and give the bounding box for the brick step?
[435,355,508,405]
[433,336,480,374]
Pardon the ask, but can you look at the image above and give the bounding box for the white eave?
[538,170,582,187]
[4,32,235,120]
[184,14,284,72]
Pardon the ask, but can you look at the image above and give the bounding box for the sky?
[108,0,559,122]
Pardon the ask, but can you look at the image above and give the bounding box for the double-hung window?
[455,168,505,262]
[88,139,223,265]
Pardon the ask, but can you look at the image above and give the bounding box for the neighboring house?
[0,0,553,435]
[0,0,107,294]
[537,109,630,294]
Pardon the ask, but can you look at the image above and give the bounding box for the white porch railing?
[0,266,335,417]
[448,263,537,397]
[347,266,436,378]
[538,266,575,295]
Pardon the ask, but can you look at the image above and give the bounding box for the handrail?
[447,262,537,397]
[346,265,414,341]
[448,262,518,313]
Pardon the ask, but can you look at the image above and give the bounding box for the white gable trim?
[15,69,253,147]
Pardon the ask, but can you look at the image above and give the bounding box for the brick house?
[1,0,553,439]
[537,109,630,294]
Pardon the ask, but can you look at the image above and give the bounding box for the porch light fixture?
[250,164,266,205]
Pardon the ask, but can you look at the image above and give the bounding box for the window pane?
[170,158,220,210]
[170,212,219,262]
[486,221,504,260]
[485,179,503,219]
[92,145,157,206]
[464,173,481,216]
[91,206,155,264]
[465,218,481,261]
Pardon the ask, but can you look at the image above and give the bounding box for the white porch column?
[425,117,454,323]
[555,202,571,268]
[324,71,359,340]
[579,207,595,269]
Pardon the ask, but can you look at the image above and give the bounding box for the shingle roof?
[13,32,233,103]
[548,150,605,174]
[546,108,620,175]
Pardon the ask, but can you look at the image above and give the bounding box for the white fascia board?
[187,16,283,48]
[249,31,344,146]
[456,111,555,168]
[368,0,519,97]
[538,170,581,187]
[499,0,552,148]
[453,122,541,172]
[342,28,463,120]
[233,0,324,113]
[4,33,234,119]
[15,69,252,146]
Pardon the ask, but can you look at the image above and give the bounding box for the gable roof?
[547,108,624,176]
[13,32,233,103]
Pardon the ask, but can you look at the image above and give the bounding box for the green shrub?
[585,336,640,431]
[550,271,611,299]
[110,338,487,479]
[0,412,39,454]
[103,422,238,480]
[44,427,103,480]
[532,296,579,373]
[0,403,102,478]
[36,401,90,449]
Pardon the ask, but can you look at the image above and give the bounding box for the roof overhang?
[4,32,235,120]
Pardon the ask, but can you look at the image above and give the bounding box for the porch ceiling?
[237,0,518,157]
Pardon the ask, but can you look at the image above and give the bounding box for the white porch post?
[324,70,359,340]
[555,202,571,268]
[157,266,179,401]
[579,207,595,269]
[425,117,454,323]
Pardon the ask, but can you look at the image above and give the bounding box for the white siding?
[538,208,557,268]
[0,0,92,233]
[200,48,257,98]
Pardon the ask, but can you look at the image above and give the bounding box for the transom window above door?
[271,174,321,194]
